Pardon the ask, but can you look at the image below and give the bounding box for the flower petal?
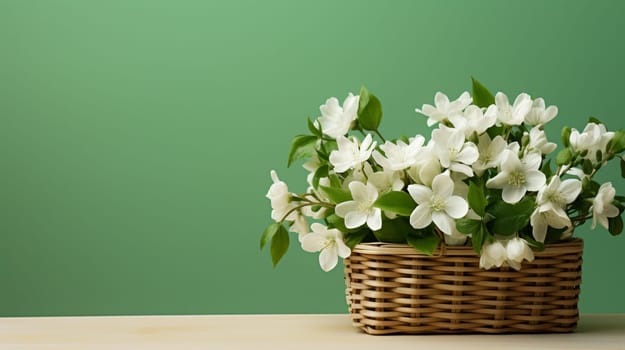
[448,129,465,151]
[445,196,469,219]
[486,172,509,189]
[432,173,454,198]
[523,152,542,171]
[301,233,326,253]
[409,205,432,229]
[450,163,474,177]
[367,209,382,231]
[502,185,526,204]
[434,92,449,109]
[456,144,479,165]
[319,246,338,272]
[344,211,367,229]
[335,201,359,218]
[495,92,510,109]
[512,93,532,121]
[500,150,521,173]
[432,211,454,235]
[525,170,546,191]
[530,210,548,243]
[407,184,433,204]
[348,181,369,203]
[559,179,582,204]
[336,239,351,259]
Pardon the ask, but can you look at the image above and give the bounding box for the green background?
[1,0,624,316]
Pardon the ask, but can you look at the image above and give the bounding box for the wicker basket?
[344,239,583,334]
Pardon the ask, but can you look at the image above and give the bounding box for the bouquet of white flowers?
[261,79,625,272]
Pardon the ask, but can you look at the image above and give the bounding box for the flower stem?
[278,202,333,223]
[374,129,387,143]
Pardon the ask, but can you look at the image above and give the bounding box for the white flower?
[569,123,614,162]
[303,174,331,219]
[335,181,382,231]
[406,142,441,186]
[266,170,296,222]
[536,176,581,217]
[480,241,507,269]
[525,98,558,126]
[473,134,507,176]
[529,176,581,242]
[372,136,425,171]
[525,127,557,155]
[565,167,588,180]
[317,93,359,139]
[494,92,532,125]
[432,126,479,177]
[591,182,619,230]
[443,226,468,246]
[449,105,497,138]
[329,134,377,173]
[530,208,571,243]
[415,91,472,127]
[407,172,468,235]
[301,223,351,272]
[367,169,404,193]
[505,237,535,270]
[342,161,371,186]
[479,238,535,270]
[290,213,310,241]
[302,153,322,172]
[486,150,546,204]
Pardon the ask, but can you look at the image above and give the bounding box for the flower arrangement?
[261,79,625,272]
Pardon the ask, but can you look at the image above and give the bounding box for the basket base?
[345,240,583,335]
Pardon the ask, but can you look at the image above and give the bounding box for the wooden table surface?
[1,314,624,349]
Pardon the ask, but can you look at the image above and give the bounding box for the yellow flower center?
[508,171,526,187]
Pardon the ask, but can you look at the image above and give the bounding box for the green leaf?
[582,159,593,175]
[582,177,600,197]
[541,159,553,179]
[373,217,411,243]
[456,218,481,235]
[471,223,487,254]
[487,125,505,139]
[561,127,571,147]
[471,77,495,108]
[288,135,317,167]
[609,215,624,236]
[467,181,487,217]
[307,118,322,138]
[621,158,625,179]
[328,173,342,188]
[609,130,625,154]
[316,149,329,162]
[373,191,417,216]
[545,227,568,244]
[556,148,572,166]
[406,231,441,255]
[312,164,329,189]
[357,86,383,131]
[588,116,603,125]
[260,222,281,250]
[270,225,290,267]
[326,213,358,233]
[320,185,352,204]
[520,233,545,251]
[344,229,371,249]
[487,197,535,235]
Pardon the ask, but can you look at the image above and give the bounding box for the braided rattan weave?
[344,239,583,334]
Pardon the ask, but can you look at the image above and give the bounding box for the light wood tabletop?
[1,314,624,349]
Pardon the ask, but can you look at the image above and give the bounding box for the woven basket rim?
[352,238,583,257]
